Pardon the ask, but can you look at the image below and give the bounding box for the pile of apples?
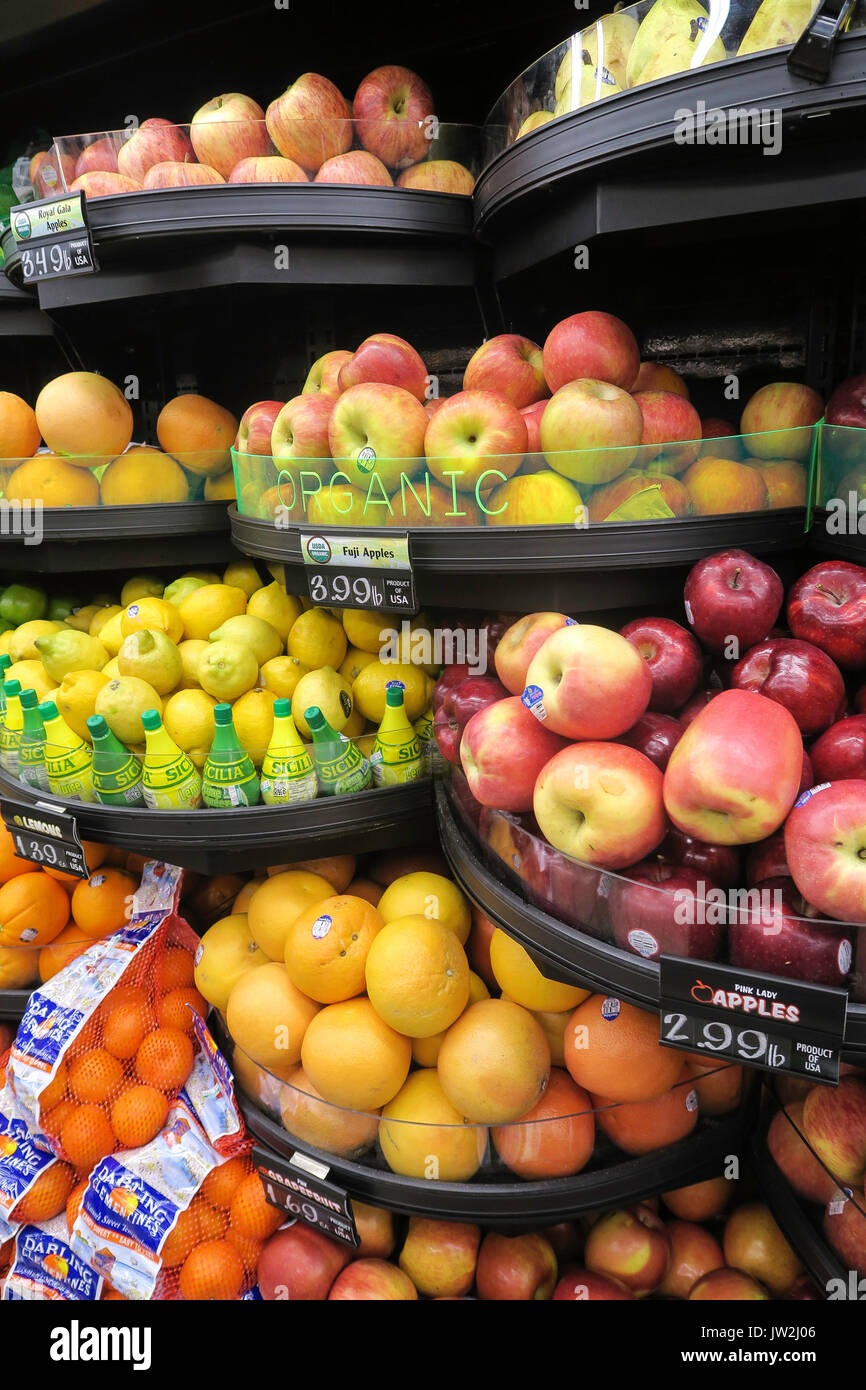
[438,547,866,993]
[234,312,822,530]
[33,66,474,201]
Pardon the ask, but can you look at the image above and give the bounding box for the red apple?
[740,382,823,461]
[689,1268,769,1300]
[754,459,809,509]
[633,362,689,397]
[463,334,548,410]
[799,749,815,794]
[542,311,640,393]
[823,1193,866,1277]
[328,382,428,492]
[767,1101,840,1204]
[633,390,703,473]
[519,831,603,930]
[585,1205,670,1297]
[617,712,685,770]
[230,156,307,183]
[258,1223,350,1300]
[533,741,666,870]
[328,1258,418,1300]
[540,379,643,485]
[266,73,352,173]
[190,93,269,178]
[351,1201,395,1259]
[745,831,790,886]
[683,550,784,655]
[425,389,528,494]
[656,827,741,888]
[142,162,224,188]
[723,1201,803,1296]
[802,1076,866,1186]
[271,395,335,468]
[460,695,569,812]
[787,560,866,670]
[432,662,473,710]
[69,172,141,198]
[338,332,427,402]
[353,65,434,169]
[785,779,866,923]
[728,875,853,987]
[657,1221,725,1299]
[475,1231,558,1301]
[541,1223,583,1263]
[524,624,652,740]
[620,617,702,714]
[396,160,474,194]
[235,400,285,456]
[32,149,77,195]
[314,151,392,185]
[74,136,119,178]
[303,349,352,398]
[494,612,571,695]
[433,675,508,764]
[677,690,722,726]
[520,400,547,461]
[663,690,803,845]
[588,470,691,521]
[701,417,741,460]
[608,862,724,962]
[731,638,845,736]
[398,1218,480,1298]
[662,1177,732,1222]
[811,714,866,783]
[826,372,866,430]
[553,1268,634,1300]
[117,117,194,183]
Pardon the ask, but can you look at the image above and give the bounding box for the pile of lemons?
[0,561,439,765]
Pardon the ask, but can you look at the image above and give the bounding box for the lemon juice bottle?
[39,700,94,802]
[260,698,317,806]
[202,703,260,808]
[141,709,202,811]
[305,706,371,796]
[370,684,422,787]
[17,689,50,792]
[413,703,435,776]
[1,680,24,777]
[87,715,145,807]
[0,655,11,719]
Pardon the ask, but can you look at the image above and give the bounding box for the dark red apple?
[620,617,702,714]
[433,675,508,764]
[810,714,866,783]
[678,689,722,726]
[448,766,483,831]
[617,712,685,770]
[475,1231,558,1301]
[553,1268,635,1300]
[787,561,866,670]
[684,550,784,655]
[608,862,724,962]
[728,876,854,987]
[826,373,866,430]
[657,827,741,890]
[432,663,472,710]
[745,832,791,886]
[731,638,845,736]
[856,685,866,714]
[799,750,814,795]
[541,1223,583,1263]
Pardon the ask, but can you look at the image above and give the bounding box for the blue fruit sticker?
[601,997,621,1021]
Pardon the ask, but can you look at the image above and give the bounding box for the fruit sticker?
[627,929,659,959]
[838,940,853,976]
[312,915,332,940]
[793,783,832,808]
[601,997,621,1021]
[521,684,547,721]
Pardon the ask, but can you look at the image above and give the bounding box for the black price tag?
[253,1145,360,1248]
[1,796,90,879]
[10,191,98,285]
[659,956,849,1085]
[299,528,416,613]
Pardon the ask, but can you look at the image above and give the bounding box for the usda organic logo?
[355,445,377,474]
[13,211,31,240]
[306,535,331,564]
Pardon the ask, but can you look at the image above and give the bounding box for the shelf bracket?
[788,0,857,83]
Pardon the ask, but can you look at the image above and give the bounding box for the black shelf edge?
[808,507,866,563]
[0,500,236,574]
[0,988,32,1022]
[0,773,435,875]
[435,783,866,1064]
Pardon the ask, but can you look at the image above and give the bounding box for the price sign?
[253,1145,360,1248]
[1,796,90,880]
[659,956,849,1085]
[10,192,98,285]
[299,529,416,613]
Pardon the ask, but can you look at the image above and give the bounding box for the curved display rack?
[436,783,866,1064]
[0,276,51,339]
[0,989,31,1022]
[0,500,235,573]
[0,772,434,875]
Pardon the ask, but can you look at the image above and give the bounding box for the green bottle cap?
[87,715,108,737]
[385,684,404,708]
[304,706,325,733]
[38,701,58,720]
[141,709,162,733]
[19,689,38,709]
[214,703,233,725]
[4,680,21,696]
[273,698,291,718]
[0,655,10,671]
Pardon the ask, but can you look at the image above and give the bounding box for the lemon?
[117,629,183,695]
[341,705,365,738]
[57,670,110,741]
[121,596,183,644]
[265,562,286,586]
[378,872,472,944]
[163,576,206,607]
[286,607,347,669]
[197,639,259,701]
[209,614,281,666]
[6,660,57,700]
[223,561,264,598]
[356,732,377,759]
[184,570,222,585]
[121,575,164,606]
[89,592,117,608]
[35,630,109,682]
[204,471,236,500]
[65,604,101,633]
[163,688,217,768]
[95,676,164,745]
[98,610,126,655]
[352,661,428,723]
[177,639,209,689]
[103,657,121,679]
[246,582,302,640]
[291,666,352,739]
[339,646,377,685]
[341,608,390,654]
[232,688,277,767]
[0,632,14,657]
[9,620,65,663]
[89,604,122,637]
[260,655,309,699]
[178,584,248,641]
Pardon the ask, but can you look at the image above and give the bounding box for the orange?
[40,1059,68,1112]
[61,1105,115,1168]
[43,1097,77,1138]
[11,1160,76,1223]
[225,961,319,1071]
[179,1238,245,1300]
[412,970,489,1068]
[100,987,156,1059]
[437,998,551,1124]
[283,894,384,1004]
[136,1027,194,1092]
[684,1055,744,1115]
[193,1201,229,1244]
[0,823,40,883]
[492,1068,596,1180]
[0,390,40,459]
[594,1068,700,1155]
[247,869,333,960]
[5,454,99,507]
[300,997,412,1111]
[157,986,208,1034]
[160,1206,200,1267]
[0,944,39,988]
[102,1289,127,1301]
[111,1085,169,1146]
[279,1064,379,1159]
[378,1069,487,1181]
[563,996,684,1103]
[100,447,189,505]
[66,1178,88,1235]
[67,1014,100,1057]
[44,838,108,886]
[194,913,268,1012]
[125,852,149,877]
[35,372,133,465]
[377,871,471,944]
[199,1156,251,1211]
[68,1049,124,1104]
[345,877,383,906]
[38,924,94,982]
[229,1172,284,1241]
[157,394,239,477]
[275,855,355,893]
[489,929,589,1013]
[0,872,70,947]
[501,996,571,1067]
[364,915,470,1038]
[192,872,247,925]
[232,879,262,913]
[225,1227,263,1270]
[161,946,196,992]
[662,1176,733,1222]
[71,869,137,938]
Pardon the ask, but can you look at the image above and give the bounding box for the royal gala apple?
[657,1221,724,1300]
[230,156,307,183]
[588,470,691,522]
[620,617,702,714]
[352,1201,395,1258]
[460,695,569,813]
[723,1201,803,1297]
[540,379,643,485]
[633,390,703,472]
[731,638,845,736]
[755,459,809,509]
[143,162,225,188]
[608,862,723,962]
[542,311,640,393]
[266,73,352,173]
[338,333,427,402]
[662,1177,732,1222]
[258,1223,350,1300]
[117,117,194,182]
[785,780,866,923]
[657,827,741,889]
[767,1102,840,1204]
[585,1206,670,1297]
[745,832,790,886]
[328,382,428,492]
[689,1268,769,1300]
[32,149,77,196]
[701,417,741,460]
[728,875,852,987]
[520,400,547,459]
[475,1231,558,1301]
[190,93,269,178]
[787,560,866,669]
[823,1195,866,1278]
[74,136,119,178]
[463,334,547,410]
[314,151,392,185]
[69,172,141,198]
[541,1223,583,1263]
[328,1258,418,1300]
[485,471,585,527]
[553,1269,634,1300]
[433,674,509,764]
[235,400,285,456]
[533,742,666,870]
[663,690,802,846]
[303,349,352,398]
[617,712,685,771]
[425,390,527,493]
[811,714,866,783]
[683,455,769,515]
[802,1075,866,1186]
[633,362,689,397]
[683,550,784,654]
[740,382,823,461]
[523,623,652,740]
[353,65,433,168]
[397,160,475,194]
[271,395,335,469]
[398,1218,480,1298]
[494,612,571,695]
